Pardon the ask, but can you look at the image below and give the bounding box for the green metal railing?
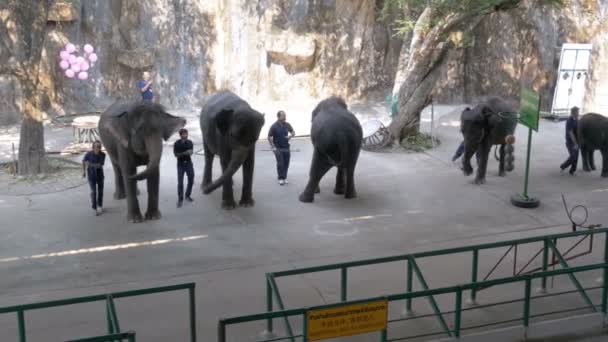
[218,228,608,341]
[66,331,136,342]
[0,283,196,342]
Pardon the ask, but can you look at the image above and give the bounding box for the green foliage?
[380,0,564,36]
[400,132,440,152]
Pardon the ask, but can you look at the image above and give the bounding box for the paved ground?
[0,103,607,341]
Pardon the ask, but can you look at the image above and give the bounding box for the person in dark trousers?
[174,128,194,207]
[82,141,105,216]
[137,71,154,101]
[560,106,580,175]
[268,110,295,185]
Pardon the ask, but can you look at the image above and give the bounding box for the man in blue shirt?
[82,141,106,216]
[560,106,580,175]
[137,71,154,101]
[174,128,194,207]
[268,110,295,185]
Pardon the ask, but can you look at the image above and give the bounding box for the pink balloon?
[84,44,94,54]
[59,50,70,60]
[68,55,77,65]
[59,60,70,70]
[76,56,85,64]
[65,43,76,53]
[88,53,98,62]
[80,61,90,71]
[78,71,88,80]
[65,69,75,78]
[71,64,81,73]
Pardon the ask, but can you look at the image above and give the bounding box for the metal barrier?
[0,283,196,342]
[218,228,608,341]
[66,331,136,342]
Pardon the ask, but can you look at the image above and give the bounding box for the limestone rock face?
[265,31,317,74]
[117,49,156,70]
[47,2,78,22]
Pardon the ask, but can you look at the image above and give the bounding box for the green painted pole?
[541,239,549,291]
[266,278,274,333]
[341,267,348,302]
[303,312,308,342]
[380,328,388,342]
[218,321,226,342]
[189,286,197,342]
[523,127,533,198]
[454,288,463,338]
[602,233,608,314]
[523,277,532,338]
[405,260,413,314]
[470,250,479,304]
[18,310,26,342]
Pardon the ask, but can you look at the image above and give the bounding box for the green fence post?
[454,288,463,338]
[265,277,274,335]
[17,310,26,342]
[380,328,388,342]
[341,267,348,302]
[602,232,608,315]
[523,277,532,339]
[540,239,549,293]
[469,250,479,305]
[303,311,308,342]
[189,285,197,342]
[218,321,226,342]
[404,260,413,316]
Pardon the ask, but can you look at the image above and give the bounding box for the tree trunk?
[18,81,47,176]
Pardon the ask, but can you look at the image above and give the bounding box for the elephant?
[299,97,363,203]
[579,113,608,177]
[98,101,186,222]
[461,97,517,184]
[199,90,265,209]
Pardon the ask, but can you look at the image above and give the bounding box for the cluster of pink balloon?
[58,43,98,80]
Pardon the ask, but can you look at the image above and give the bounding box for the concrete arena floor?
[0,105,607,341]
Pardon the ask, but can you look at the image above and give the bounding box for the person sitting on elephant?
[82,140,106,216]
[560,106,580,175]
[174,128,195,208]
[268,110,295,185]
[137,71,154,102]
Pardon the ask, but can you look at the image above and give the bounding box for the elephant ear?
[216,109,234,135]
[104,111,129,149]
[162,112,186,141]
[481,106,501,128]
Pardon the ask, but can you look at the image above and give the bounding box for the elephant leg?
[475,143,490,185]
[344,165,357,199]
[581,147,590,172]
[239,148,255,207]
[111,159,126,200]
[219,155,236,209]
[202,142,213,190]
[123,164,143,223]
[300,150,332,203]
[601,149,608,177]
[334,168,345,195]
[145,168,161,220]
[590,149,597,171]
[498,144,506,177]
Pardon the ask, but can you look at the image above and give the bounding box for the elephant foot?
[145,210,162,220]
[344,190,357,199]
[128,211,144,223]
[201,182,210,193]
[114,192,126,200]
[463,166,474,176]
[221,199,237,210]
[473,177,486,185]
[602,172,608,178]
[334,187,345,195]
[239,198,255,208]
[591,166,597,171]
[315,186,320,194]
[498,171,506,177]
[299,192,314,203]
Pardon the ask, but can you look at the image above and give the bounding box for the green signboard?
[519,88,540,131]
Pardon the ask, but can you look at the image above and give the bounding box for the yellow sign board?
[306,300,388,341]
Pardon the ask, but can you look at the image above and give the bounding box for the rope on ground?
[561,194,601,231]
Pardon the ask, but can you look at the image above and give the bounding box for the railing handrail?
[220,261,608,325]
[269,228,608,278]
[66,331,136,342]
[0,283,195,314]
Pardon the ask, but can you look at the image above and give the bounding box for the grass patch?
[400,133,440,152]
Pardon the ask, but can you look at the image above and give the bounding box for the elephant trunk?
[130,137,162,181]
[203,147,249,194]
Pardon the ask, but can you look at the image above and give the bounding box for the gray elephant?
[200,91,265,209]
[579,113,608,177]
[461,97,517,184]
[98,101,186,222]
[299,97,363,203]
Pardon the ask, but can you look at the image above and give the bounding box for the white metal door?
[551,44,592,118]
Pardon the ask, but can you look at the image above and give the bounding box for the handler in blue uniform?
[82,140,105,216]
[268,110,295,185]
